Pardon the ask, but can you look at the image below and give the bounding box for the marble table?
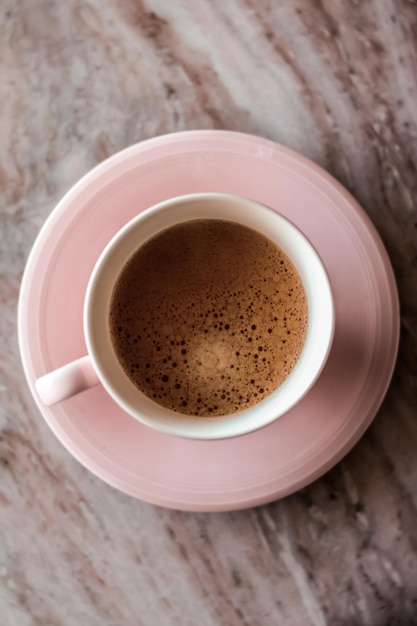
[1,1,417,624]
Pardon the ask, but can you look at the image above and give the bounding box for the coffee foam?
[109,220,308,417]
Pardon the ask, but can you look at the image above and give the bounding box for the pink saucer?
[18,131,399,511]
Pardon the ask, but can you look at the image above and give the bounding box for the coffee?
[109,219,308,417]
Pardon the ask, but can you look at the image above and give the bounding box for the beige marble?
[1,0,417,624]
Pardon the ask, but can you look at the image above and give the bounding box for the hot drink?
[109,219,308,417]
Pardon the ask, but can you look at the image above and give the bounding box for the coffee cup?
[35,193,334,439]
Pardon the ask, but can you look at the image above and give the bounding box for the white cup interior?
[85,193,334,439]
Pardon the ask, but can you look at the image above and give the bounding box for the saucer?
[18,131,399,511]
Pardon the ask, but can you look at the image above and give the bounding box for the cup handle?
[35,356,100,406]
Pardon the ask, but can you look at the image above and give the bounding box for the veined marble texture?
[1,1,417,624]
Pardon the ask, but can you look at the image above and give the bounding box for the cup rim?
[84,193,335,439]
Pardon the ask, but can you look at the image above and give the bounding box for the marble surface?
[1,0,417,624]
